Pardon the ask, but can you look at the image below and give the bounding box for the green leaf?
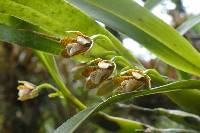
[0,24,62,54]
[68,0,200,76]
[167,89,200,115]
[177,14,200,35]
[0,0,140,65]
[147,69,200,115]
[54,104,97,133]
[54,80,200,133]
[144,0,163,10]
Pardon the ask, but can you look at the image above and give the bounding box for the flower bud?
[60,31,92,57]
[17,81,39,101]
[112,69,151,94]
[112,77,143,94]
[82,58,116,89]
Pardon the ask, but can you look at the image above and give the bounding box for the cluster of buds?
[60,31,92,57]
[75,58,151,95]
[81,58,116,89]
[112,69,151,94]
[17,81,39,101]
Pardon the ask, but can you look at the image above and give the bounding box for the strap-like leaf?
[54,80,200,133]
[54,105,96,133]
[0,24,61,54]
[68,0,200,76]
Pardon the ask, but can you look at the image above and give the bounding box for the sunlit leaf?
[68,0,200,76]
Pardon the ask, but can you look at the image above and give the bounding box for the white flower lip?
[98,61,112,69]
[132,72,143,79]
[77,36,91,45]
[66,43,82,56]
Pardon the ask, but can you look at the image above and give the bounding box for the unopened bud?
[17,81,39,101]
[112,69,151,94]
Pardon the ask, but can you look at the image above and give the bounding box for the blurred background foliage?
[0,0,200,132]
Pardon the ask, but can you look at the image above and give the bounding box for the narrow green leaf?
[54,105,97,133]
[54,80,200,133]
[144,0,163,10]
[0,24,62,54]
[68,0,200,76]
[177,14,200,35]
[98,80,200,110]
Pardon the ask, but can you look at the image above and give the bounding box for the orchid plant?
[0,0,200,133]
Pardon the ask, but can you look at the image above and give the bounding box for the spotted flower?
[112,69,151,94]
[82,58,116,89]
[60,31,92,57]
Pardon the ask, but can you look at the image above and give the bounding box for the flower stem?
[37,83,59,92]
[37,82,86,110]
